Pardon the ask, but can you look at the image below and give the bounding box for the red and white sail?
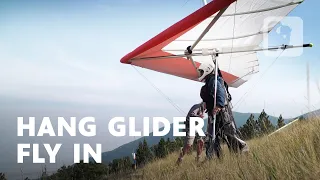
[120,0,304,88]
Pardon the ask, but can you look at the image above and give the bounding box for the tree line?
[0,109,287,180]
[238,109,286,140]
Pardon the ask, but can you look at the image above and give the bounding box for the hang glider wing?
[120,0,304,88]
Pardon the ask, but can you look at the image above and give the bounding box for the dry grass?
[115,118,320,180]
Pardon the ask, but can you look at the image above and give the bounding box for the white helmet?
[197,62,215,82]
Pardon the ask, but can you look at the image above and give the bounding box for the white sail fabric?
[162,0,302,87]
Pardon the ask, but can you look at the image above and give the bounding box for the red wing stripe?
[120,0,236,64]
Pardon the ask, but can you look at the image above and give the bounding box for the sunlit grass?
[115,118,320,180]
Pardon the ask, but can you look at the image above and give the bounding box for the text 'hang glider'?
[120,0,311,88]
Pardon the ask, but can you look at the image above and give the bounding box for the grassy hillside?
[115,117,320,180]
[101,111,284,163]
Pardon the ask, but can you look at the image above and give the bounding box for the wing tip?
[120,54,132,64]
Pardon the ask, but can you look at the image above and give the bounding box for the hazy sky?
[1,0,320,178]
[0,0,319,117]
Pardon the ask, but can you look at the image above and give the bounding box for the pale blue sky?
[1,0,319,117]
[0,0,320,178]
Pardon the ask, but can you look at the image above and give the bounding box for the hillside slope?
[101,111,284,163]
[299,109,320,119]
[116,118,320,180]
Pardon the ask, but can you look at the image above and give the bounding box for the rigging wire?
[227,0,238,73]
[181,0,193,7]
[233,49,286,110]
[131,65,186,115]
[228,0,296,111]
[227,0,269,73]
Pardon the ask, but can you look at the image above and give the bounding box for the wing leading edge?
[120,0,304,88]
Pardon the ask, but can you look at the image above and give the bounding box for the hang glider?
[120,0,312,88]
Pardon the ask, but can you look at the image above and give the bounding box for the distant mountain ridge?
[99,111,290,164]
[298,109,320,119]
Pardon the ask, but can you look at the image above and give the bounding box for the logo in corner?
[262,16,303,57]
